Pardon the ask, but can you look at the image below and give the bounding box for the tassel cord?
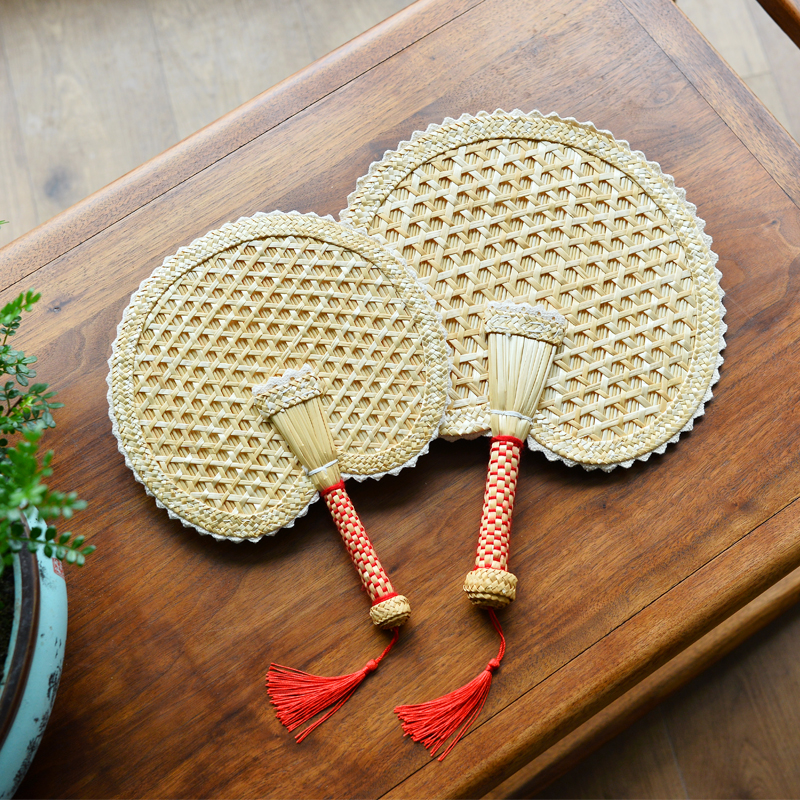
[268,627,399,743]
[395,610,506,760]
[487,608,505,661]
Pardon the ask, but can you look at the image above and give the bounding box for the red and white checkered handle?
[321,480,411,628]
[463,436,522,608]
[475,436,521,570]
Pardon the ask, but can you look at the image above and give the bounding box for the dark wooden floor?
[2,1,800,796]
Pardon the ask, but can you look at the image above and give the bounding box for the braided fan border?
[341,109,727,471]
[107,212,449,541]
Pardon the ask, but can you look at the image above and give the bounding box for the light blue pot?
[0,510,68,799]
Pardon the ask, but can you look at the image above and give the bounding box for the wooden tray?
[4,0,800,796]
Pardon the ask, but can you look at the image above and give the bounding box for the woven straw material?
[253,366,342,492]
[342,110,726,469]
[474,437,520,572]
[370,595,412,628]
[487,303,563,440]
[252,365,322,417]
[463,568,518,608]
[485,302,567,344]
[321,483,400,606]
[108,213,449,541]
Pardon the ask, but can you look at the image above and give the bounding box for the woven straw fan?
[342,110,726,758]
[107,212,449,742]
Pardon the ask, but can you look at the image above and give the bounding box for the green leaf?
[0,288,91,570]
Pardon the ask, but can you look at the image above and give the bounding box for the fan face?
[108,214,448,540]
[342,111,725,468]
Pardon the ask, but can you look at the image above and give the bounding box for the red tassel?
[267,627,399,743]
[394,609,505,760]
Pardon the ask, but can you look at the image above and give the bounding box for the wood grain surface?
[531,572,800,798]
[662,593,800,798]
[3,0,798,250]
[0,0,473,287]
[3,0,800,796]
[746,0,800,139]
[0,38,38,241]
[538,595,800,798]
[0,0,178,234]
[492,565,800,796]
[0,0,419,249]
[537,712,689,799]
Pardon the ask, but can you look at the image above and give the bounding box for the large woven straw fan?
[108,212,449,741]
[343,110,726,758]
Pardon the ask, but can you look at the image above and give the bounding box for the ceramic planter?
[0,510,68,798]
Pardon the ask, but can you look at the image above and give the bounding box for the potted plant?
[0,289,92,798]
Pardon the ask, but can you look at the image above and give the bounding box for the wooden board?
[0,0,177,229]
[490,566,800,797]
[297,0,415,59]
[3,0,800,796]
[746,0,800,140]
[0,39,38,246]
[146,0,313,140]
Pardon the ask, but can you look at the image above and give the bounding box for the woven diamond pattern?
[109,214,448,539]
[343,111,724,467]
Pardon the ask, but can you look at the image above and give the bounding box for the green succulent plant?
[0,288,91,576]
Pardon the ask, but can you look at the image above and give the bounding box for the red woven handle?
[322,481,396,605]
[474,436,522,571]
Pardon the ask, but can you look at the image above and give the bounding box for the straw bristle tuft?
[485,303,564,439]
[253,369,340,490]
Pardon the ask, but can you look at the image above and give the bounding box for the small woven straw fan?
[108,212,448,741]
[343,110,726,758]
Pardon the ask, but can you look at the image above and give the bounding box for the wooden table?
[4,0,800,796]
